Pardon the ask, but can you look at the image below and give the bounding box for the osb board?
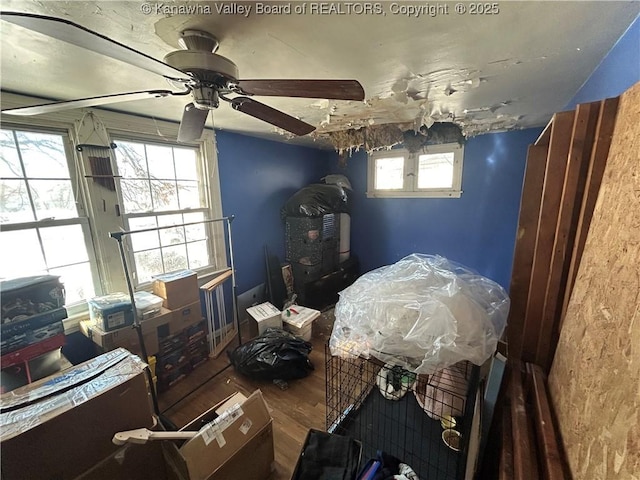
[548,81,640,479]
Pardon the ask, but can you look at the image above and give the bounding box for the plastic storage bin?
[88,293,134,332]
[133,291,163,319]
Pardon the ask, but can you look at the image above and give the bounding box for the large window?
[114,139,214,284]
[368,144,464,198]
[0,127,98,304]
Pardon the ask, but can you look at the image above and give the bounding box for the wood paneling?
[560,97,620,324]
[507,144,550,360]
[521,111,575,362]
[530,364,566,480]
[536,102,601,369]
[509,96,619,370]
[548,81,640,479]
[509,363,539,480]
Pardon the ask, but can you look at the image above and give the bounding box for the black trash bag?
[281,184,351,218]
[228,328,314,380]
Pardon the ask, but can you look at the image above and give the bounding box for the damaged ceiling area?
[1,1,638,153]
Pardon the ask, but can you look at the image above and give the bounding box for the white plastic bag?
[329,254,509,374]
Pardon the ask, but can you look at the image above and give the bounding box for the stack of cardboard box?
[81,270,209,391]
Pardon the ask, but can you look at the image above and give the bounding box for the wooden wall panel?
[521,111,575,362]
[560,97,620,323]
[536,102,601,369]
[507,144,549,361]
[548,81,640,479]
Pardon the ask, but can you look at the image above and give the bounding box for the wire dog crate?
[325,343,480,480]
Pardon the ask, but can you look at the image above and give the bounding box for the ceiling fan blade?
[2,90,178,116]
[231,97,315,136]
[177,103,209,143]
[1,12,191,81]
[235,80,365,101]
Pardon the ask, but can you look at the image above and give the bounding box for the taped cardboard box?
[164,390,274,480]
[153,270,199,309]
[171,300,204,334]
[0,348,155,480]
[81,307,173,357]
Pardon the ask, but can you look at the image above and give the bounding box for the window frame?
[367,143,464,198]
[0,123,103,312]
[110,134,219,286]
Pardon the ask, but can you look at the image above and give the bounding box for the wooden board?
[510,363,539,480]
[521,111,575,362]
[507,144,549,361]
[536,102,601,369]
[548,81,640,479]
[529,364,567,480]
[560,97,619,323]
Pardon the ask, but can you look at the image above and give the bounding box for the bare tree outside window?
[114,139,210,284]
[0,128,96,303]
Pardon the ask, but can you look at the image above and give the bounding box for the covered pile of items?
[330,254,509,375]
[282,175,359,309]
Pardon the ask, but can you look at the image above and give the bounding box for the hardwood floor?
[158,310,335,480]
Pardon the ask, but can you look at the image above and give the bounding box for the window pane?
[184,211,206,241]
[0,179,34,223]
[128,216,160,251]
[418,153,455,189]
[177,181,200,209]
[187,240,209,269]
[151,180,179,211]
[134,249,163,284]
[39,224,89,268]
[375,157,404,190]
[162,244,188,272]
[49,262,95,304]
[174,148,199,180]
[0,130,22,178]
[115,141,148,178]
[30,179,76,220]
[0,229,46,278]
[16,131,69,179]
[146,145,175,180]
[121,179,152,213]
[158,214,185,246]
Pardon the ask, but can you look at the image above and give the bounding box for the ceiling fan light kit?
[0,12,365,143]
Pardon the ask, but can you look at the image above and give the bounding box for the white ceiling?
[1,1,638,148]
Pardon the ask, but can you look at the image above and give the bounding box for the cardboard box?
[81,308,173,357]
[74,442,169,480]
[282,305,321,342]
[153,270,200,309]
[164,390,274,480]
[247,302,282,336]
[171,300,204,334]
[0,348,155,480]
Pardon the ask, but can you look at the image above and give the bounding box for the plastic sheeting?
[281,184,350,218]
[330,254,509,374]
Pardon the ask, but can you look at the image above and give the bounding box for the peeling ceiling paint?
[1,1,639,149]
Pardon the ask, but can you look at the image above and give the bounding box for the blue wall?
[331,128,541,289]
[566,14,640,108]
[215,131,332,292]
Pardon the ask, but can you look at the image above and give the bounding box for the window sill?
[366,190,463,199]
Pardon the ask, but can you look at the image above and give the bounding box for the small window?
[367,144,463,198]
[114,139,214,285]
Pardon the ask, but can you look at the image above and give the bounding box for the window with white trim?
[367,144,464,198]
[113,139,215,285]
[0,127,99,305]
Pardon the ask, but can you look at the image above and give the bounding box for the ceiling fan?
[0,12,365,142]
